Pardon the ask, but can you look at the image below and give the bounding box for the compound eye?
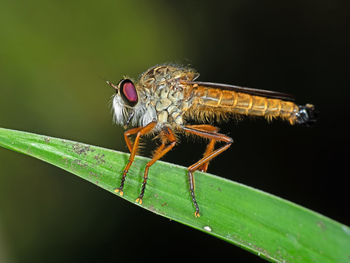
[119,79,138,106]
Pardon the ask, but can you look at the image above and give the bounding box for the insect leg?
[115,122,157,196]
[185,125,219,172]
[181,126,233,217]
[136,127,176,204]
[199,139,215,172]
[124,126,143,153]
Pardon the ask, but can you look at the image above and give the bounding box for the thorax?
[136,65,196,129]
[138,79,192,129]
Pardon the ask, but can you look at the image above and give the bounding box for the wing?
[186,81,295,102]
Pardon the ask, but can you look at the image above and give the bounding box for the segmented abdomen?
[192,86,299,124]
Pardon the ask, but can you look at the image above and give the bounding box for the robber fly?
[107,64,316,217]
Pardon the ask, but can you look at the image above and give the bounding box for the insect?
[107,64,316,217]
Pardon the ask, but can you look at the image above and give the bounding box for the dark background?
[0,1,349,262]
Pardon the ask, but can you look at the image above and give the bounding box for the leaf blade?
[1,127,349,263]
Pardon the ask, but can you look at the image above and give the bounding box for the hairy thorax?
[137,65,198,129]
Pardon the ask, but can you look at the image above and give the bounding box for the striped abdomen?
[191,86,300,124]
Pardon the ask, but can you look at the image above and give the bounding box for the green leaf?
[0,127,349,262]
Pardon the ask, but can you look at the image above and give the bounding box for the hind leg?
[181,125,233,217]
[184,125,220,173]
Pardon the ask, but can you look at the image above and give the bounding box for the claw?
[114,188,124,196]
[135,197,143,205]
[194,211,200,218]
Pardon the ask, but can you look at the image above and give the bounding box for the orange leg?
[123,126,143,153]
[199,139,215,172]
[185,125,220,172]
[115,122,157,196]
[181,125,233,217]
[135,127,176,204]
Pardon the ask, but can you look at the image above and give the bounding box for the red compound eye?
[119,79,138,106]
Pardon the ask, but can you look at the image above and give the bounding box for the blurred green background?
[1,1,349,262]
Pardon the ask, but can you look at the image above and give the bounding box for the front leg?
[123,126,143,153]
[115,122,157,196]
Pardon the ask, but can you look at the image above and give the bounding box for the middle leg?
[135,127,177,204]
